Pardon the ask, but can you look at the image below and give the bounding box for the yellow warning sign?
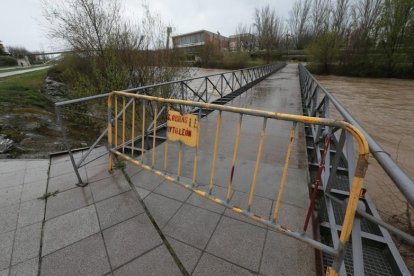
[167,110,199,147]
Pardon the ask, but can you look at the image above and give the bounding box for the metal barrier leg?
[131,100,135,158]
[152,105,157,167]
[141,100,146,162]
[272,122,296,222]
[55,105,87,186]
[107,94,114,172]
[192,109,202,187]
[227,114,243,202]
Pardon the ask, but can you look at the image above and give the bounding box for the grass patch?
[0,69,50,108]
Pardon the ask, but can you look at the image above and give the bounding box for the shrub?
[222,52,250,69]
[0,56,17,66]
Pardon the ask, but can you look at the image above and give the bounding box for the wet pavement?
[0,64,316,275]
[0,66,51,78]
[0,159,48,275]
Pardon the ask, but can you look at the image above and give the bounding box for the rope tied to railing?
[303,133,331,232]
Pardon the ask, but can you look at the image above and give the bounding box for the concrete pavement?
[0,66,51,78]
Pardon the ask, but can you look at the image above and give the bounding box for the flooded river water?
[316,75,414,242]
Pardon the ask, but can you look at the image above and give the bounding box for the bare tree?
[7,46,32,58]
[42,0,189,96]
[356,0,383,32]
[43,0,123,57]
[254,5,285,61]
[310,0,332,37]
[233,23,256,52]
[234,23,248,52]
[288,0,312,49]
[332,0,352,38]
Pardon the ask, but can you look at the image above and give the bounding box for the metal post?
[114,96,118,149]
[177,141,183,180]
[272,122,296,221]
[131,100,135,157]
[247,118,267,210]
[152,105,157,167]
[141,100,146,162]
[192,109,202,186]
[107,95,114,172]
[209,111,222,194]
[227,114,243,202]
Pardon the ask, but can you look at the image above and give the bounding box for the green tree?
[307,31,342,73]
[0,44,5,56]
[376,0,414,75]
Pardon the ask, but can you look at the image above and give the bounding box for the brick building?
[172,30,229,55]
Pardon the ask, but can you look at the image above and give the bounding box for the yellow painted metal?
[166,109,199,147]
[131,100,135,157]
[209,111,222,194]
[122,97,126,153]
[164,106,169,171]
[247,118,267,209]
[114,95,118,148]
[227,114,243,201]
[107,95,113,172]
[192,110,201,186]
[272,122,296,221]
[108,91,370,275]
[177,142,183,179]
[141,101,146,162]
[326,267,338,276]
[164,140,169,170]
[152,105,157,167]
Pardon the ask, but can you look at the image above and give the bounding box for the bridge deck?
[38,64,316,275]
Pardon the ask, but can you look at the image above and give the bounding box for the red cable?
[303,134,331,232]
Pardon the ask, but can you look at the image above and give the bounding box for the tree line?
[42,0,189,99]
[239,0,414,77]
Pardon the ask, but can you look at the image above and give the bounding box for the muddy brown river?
[316,75,414,243]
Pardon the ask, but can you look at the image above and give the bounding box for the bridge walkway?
[39,64,316,275]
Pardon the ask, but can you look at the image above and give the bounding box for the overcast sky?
[1,0,293,52]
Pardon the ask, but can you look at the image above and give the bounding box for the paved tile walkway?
[0,159,49,276]
[0,64,316,275]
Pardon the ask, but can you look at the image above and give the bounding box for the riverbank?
[0,69,97,158]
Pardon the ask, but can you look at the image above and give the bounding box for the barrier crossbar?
[107,91,370,276]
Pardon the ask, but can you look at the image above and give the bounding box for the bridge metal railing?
[54,63,286,186]
[298,64,413,275]
[107,91,370,276]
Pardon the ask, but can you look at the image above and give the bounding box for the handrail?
[55,63,281,107]
[299,63,414,207]
[54,63,286,186]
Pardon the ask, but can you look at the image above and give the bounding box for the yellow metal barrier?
[107,91,369,276]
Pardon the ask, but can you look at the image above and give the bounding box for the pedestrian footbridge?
[35,63,413,275]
